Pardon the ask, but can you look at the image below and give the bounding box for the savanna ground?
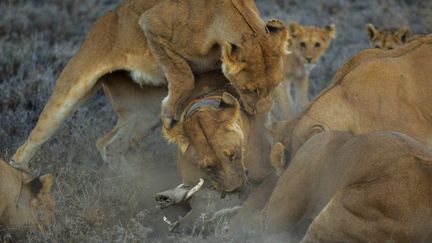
[0,0,431,242]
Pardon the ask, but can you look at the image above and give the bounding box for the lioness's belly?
[130,70,167,87]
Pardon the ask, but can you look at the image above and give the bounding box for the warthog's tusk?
[163,216,173,225]
[156,178,204,209]
[185,178,204,200]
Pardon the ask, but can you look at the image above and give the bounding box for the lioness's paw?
[9,159,30,173]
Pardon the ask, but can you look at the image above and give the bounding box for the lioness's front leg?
[295,74,310,111]
[273,81,295,121]
[139,8,195,121]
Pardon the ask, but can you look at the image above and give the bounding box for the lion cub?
[365,23,425,50]
[0,158,54,227]
[274,22,336,120]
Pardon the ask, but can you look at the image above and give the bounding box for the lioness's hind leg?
[12,12,122,168]
[300,188,390,243]
[97,72,165,168]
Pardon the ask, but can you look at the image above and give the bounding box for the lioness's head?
[0,160,54,227]
[288,22,336,64]
[221,19,290,116]
[164,92,247,192]
[366,24,411,50]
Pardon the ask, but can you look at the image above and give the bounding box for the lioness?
[11,0,289,169]
[158,72,274,232]
[366,23,424,50]
[274,22,336,120]
[269,34,432,156]
[258,131,432,242]
[0,158,54,228]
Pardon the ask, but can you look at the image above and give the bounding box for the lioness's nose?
[306,57,312,63]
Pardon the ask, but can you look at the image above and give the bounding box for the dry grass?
[0,0,431,242]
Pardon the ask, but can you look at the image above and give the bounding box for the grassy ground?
[0,0,431,242]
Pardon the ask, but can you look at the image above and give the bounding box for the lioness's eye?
[228,150,241,162]
[388,47,394,50]
[314,42,321,48]
[203,166,215,174]
[300,42,306,48]
[374,45,380,49]
[241,88,253,94]
[255,88,260,95]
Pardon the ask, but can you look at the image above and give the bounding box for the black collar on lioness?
[179,85,241,122]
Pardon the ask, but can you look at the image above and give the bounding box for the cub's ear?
[29,174,53,196]
[219,92,241,122]
[162,118,190,153]
[325,24,337,39]
[397,28,411,43]
[366,23,379,40]
[288,21,303,38]
[221,42,246,75]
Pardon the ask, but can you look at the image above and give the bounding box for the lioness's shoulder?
[329,33,432,87]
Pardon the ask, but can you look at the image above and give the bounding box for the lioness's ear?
[266,19,291,55]
[288,21,303,38]
[162,118,190,153]
[325,24,337,39]
[221,42,246,75]
[266,19,285,33]
[220,92,239,108]
[307,124,328,139]
[29,174,53,196]
[219,92,240,122]
[397,28,411,43]
[366,23,379,40]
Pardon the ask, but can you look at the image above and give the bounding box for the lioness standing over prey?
[11,0,289,169]
[274,22,336,120]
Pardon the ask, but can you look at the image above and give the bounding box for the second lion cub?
[274,22,336,120]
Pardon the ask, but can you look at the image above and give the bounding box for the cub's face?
[288,22,336,64]
[366,24,410,50]
[221,19,290,115]
[163,93,248,193]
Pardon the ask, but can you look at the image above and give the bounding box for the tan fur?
[0,158,54,228]
[160,71,273,233]
[365,23,421,50]
[269,34,432,155]
[12,0,289,169]
[260,131,432,242]
[164,79,273,193]
[274,22,336,120]
[96,72,166,168]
